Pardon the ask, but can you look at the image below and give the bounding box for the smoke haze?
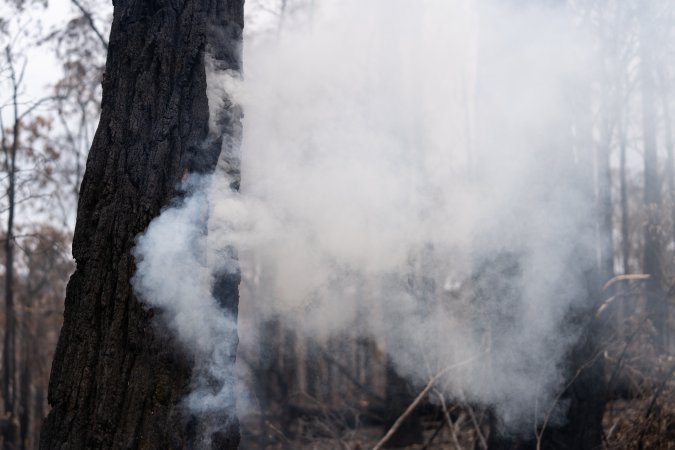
[133,0,603,436]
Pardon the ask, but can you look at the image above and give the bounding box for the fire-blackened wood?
[40,1,244,449]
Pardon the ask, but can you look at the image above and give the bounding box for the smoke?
[133,0,602,439]
[131,176,239,413]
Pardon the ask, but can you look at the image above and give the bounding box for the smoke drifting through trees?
[133,0,607,437]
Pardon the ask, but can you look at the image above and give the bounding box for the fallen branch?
[372,358,476,450]
[602,274,650,292]
[466,404,488,450]
[434,389,462,449]
[420,418,446,450]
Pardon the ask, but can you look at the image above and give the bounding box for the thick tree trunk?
[40,0,244,449]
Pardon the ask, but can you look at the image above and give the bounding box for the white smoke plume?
[131,176,239,414]
[133,0,603,438]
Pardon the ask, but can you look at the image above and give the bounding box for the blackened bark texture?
[39,0,244,449]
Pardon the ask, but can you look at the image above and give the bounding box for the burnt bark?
[39,0,244,449]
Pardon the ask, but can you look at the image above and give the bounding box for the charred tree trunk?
[382,357,423,449]
[304,337,320,401]
[40,0,244,449]
[280,329,298,438]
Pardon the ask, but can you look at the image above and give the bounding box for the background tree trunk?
[639,2,667,351]
[1,44,21,450]
[39,0,244,448]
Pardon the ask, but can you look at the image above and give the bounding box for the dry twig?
[372,358,476,450]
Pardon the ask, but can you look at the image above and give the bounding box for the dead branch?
[372,358,476,450]
[71,0,109,50]
[602,274,650,292]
